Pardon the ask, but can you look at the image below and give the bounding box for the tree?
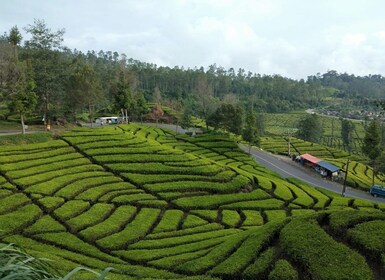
[8,25,22,59]
[180,104,193,130]
[70,63,102,126]
[194,75,217,130]
[7,61,37,134]
[341,118,355,152]
[296,114,323,143]
[148,103,164,126]
[135,91,149,123]
[362,118,382,186]
[207,103,243,134]
[23,19,66,129]
[362,118,381,161]
[153,86,162,104]
[111,70,135,124]
[242,107,259,153]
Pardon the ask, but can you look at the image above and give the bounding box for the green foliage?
[296,113,323,143]
[243,247,277,279]
[348,220,385,258]
[280,215,373,280]
[97,208,161,250]
[0,133,53,146]
[242,106,259,147]
[210,222,282,278]
[207,103,243,134]
[0,124,384,279]
[268,259,298,280]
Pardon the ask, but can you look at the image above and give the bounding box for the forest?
[1,19,385,130]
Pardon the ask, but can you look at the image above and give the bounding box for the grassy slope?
[0,124,384,279]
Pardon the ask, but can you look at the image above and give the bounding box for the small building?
[95,117,118,125]
[316,160,340,178]
[299,153,341,179]
[300,153,321,168]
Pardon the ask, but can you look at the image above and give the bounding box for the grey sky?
[2,0,385,79]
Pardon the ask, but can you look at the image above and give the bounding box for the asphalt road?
[239,144,385,203]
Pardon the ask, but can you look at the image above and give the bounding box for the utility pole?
[342,159,350,196]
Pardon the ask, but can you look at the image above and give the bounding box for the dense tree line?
[2,20,385,133]
[308,70,385,99]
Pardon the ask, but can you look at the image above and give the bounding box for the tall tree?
[207,103,243,134]
[135,91,149,123]
[362,118,382,185]
[148,103,164,126]
[71,63,102,126]
[111,70,135,124]
[7,62,37,134]
[180,103,193,130]
[242,107,259,153]
[362,118,381,161]
[23,19,65,129]
[195,75,216,130]
[341,118,355,152]
[7,25,22,59]
[296,114,323,143]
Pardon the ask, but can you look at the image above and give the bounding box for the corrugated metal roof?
[300,153,321,164]
[317,161,340,173]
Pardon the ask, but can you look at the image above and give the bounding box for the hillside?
[1,124,385,279]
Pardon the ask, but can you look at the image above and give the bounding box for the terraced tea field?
[263,112,366,152]
[1,124,385,279]
[260,135,385,190]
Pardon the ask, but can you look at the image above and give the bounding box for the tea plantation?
[1,124,385,279]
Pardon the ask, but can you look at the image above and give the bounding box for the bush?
[210,222,282,278]
[79,205,136,241]
[96,208,161,250]
[280,216,373,280]
[268,259,298,280]
[242,247,277,279]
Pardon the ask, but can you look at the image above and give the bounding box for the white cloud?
[2,0,385,79]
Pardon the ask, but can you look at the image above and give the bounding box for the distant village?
[319,109,385,121]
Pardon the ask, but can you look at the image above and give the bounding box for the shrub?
[221,210,240,227]
[210,222,282,278]
[176,231,250,274]
[348,220,385,259]
[66,203,115,232]
[96,208,161,250]
[173,189,269,209]
[242,247,277,279]
[280,216,373,280]
[182,214,208,229]
[54,200,90,221]
[79,205,136,241]
[268,259,298,280]
[221,199,284,210]
[0,204,42,235]
[153,210,184,233]
[129,228,242,250]
[242,210,264,226]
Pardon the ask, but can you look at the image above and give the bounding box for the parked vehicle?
[370,185,385,198]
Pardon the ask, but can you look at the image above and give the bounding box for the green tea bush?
[182,214,209,229]
[280,216,373,280]
[97,208,161,250]
[79,205,136,241]
[348,220,385,258]
[173,189,269,209]
[153,210,184,233]
[268,259,298,280]
[221,199,284,210]
[210,222,282,278]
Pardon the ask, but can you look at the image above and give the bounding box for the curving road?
[238,144,385,203]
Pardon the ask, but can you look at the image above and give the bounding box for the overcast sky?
[2,0,385,79]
